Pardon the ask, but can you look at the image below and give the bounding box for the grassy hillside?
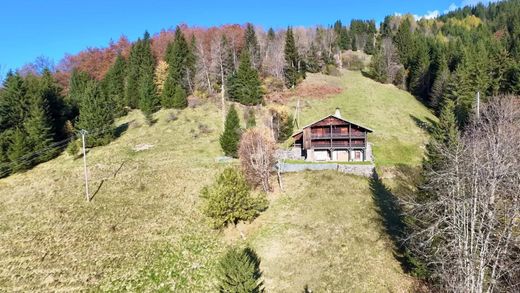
[291,70,436,167]
[0,71,433,292]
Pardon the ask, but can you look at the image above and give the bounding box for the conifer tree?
[394,19,413,66]
[102,55,127,117]
[24,85,57,162]
[369,37,388,83]
[244,23,261,69]
[0,73,28,131]
[138,32,159,119]
[227,51,263,106]
[284,27,305,88]
[162,27,191,108]
[171,84,187,109]
[220,105,241,157]
[351,35,358,51]
[125,39,142,109]
[306,42,321,73]
[217,247,264,293]
[7,128,31,172]
[67,69,91,117]
[430,55,450,111]
[77,81,115,147]
[364,33,375,55]
[40,69,65,138]
[424,99,459,173]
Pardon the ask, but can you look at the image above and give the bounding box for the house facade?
[291,109,373,162]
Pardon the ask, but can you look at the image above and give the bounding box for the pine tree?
[220,105,241,157]
[408,36,431,100]
[424,99,459,173]
[171,84,187,109]
[162,27,191,108]
[430,55,450,112]
[217,247,264,293]
[125,39,142,109]
[364,33,376,55]
[369,37,388,83]
[7,128,31,172]
[227,51,263,106]
[284,27,305,88]
[40,69,65,139]
[24,84,57,162]
[351,35,358,51]
[394,19,413,66]
[102,54,127,117]
[76,81,115,147]
[306,42,321,73]
[0,73,28,131]
[244,23,261,69]
[139,32,159,120]
[67,69,91,116]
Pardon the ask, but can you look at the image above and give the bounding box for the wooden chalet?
[291,108,373,162]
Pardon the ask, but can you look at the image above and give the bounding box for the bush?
[201,168,268,228]
[66,139,80,158]
[217,247,264,293]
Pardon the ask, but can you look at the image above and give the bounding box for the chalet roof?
[292,114,374,137]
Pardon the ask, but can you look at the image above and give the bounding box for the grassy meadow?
[0,71,433,292]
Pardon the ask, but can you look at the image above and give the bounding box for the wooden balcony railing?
[311,133,365,140]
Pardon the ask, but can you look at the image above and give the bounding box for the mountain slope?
[0,71,434,291]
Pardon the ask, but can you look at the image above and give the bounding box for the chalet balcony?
[311,133,366,140]
[312,142,366,149]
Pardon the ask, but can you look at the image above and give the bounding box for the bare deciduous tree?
[238,128,277,192]
[407,96,520,292]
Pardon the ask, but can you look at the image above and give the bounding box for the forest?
[0,0,519,291]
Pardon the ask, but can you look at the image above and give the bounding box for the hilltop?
[0,71,435,291]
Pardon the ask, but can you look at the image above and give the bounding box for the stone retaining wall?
[277,162,375,177]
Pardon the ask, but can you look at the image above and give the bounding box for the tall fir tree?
[138,31,159,119]
[219,104,241,158]
[305,42,321,73]
[125,38,142,109]
[284,27,306,88]
[244,23,261,69]
[364,33,376,55]
[24,78,57,162]
[369,37,388,83]
[76,80,115,147]
[0,72,28,131]
[162,27,191,108]
[394,19,414,66]
[7,128,31,172]
[227,51,263,105]
[424,99,459,174]
[102,55,127,117]
[67,69,92,118]
[40,69,65,139]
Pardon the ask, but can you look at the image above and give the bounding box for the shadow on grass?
[114,122,130,138]
[409,115,436,135]
[369,169,415,273]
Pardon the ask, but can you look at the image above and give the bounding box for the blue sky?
[0,0,498,72]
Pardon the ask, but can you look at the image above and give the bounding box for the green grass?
[290,70,437,167]
[0,71,431,292]
[249,171,414,292]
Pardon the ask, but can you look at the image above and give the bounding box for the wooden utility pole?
[476,91,480,120]
[293,98,300,129]
[80,129,90,202]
